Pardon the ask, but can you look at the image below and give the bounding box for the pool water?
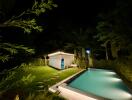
[68,69,132,100]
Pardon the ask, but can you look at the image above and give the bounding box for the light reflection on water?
[69,69,132,100]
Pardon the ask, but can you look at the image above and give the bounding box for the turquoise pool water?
[68,69,132,100]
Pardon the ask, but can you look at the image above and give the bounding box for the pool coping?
[48,69,85,93]
[59,83,107,100]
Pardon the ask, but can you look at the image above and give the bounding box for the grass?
[0,65,81,100]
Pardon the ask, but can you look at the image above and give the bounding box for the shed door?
[61,58,64,69]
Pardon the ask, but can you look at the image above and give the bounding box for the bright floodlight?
[86,49,90,54]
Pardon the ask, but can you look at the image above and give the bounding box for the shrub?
[94,59,116,69]
[25,92,65,100]
[76,58,88,69]
[27,58,45,66]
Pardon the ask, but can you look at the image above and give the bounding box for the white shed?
[48,51,74,69]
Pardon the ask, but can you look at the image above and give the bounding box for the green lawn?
[0,66,81,100]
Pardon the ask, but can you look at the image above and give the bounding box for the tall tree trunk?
[104,41,113,60]
[82,48,85,58]
[105,46,109,60]
[74,49,77,61]
[111,43,119,59]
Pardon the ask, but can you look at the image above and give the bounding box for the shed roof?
[48,51,74,56]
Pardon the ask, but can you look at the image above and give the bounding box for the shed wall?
[49,55,61,69]
[48,53,74,69]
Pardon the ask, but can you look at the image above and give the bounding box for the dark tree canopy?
[0,0,57,65]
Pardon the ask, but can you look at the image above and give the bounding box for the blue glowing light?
[86,48,90,54]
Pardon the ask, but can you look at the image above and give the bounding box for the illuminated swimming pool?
[59,69,132,100]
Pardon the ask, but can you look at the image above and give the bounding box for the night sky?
[48,0,116,27]
[2,0,117,28]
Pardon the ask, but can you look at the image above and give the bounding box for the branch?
[0,0,57,33]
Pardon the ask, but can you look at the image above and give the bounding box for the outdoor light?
[86,49,90,54]
[86,48,93,67]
